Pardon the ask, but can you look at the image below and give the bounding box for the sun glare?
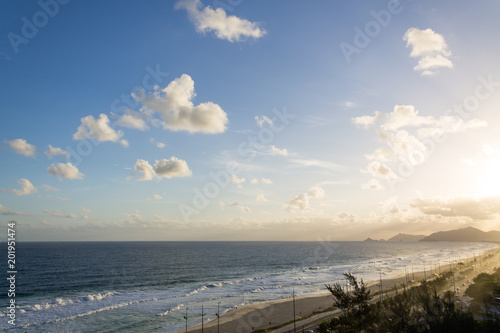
[477,155,500,196]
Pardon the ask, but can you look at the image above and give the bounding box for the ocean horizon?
[1,241,498,332]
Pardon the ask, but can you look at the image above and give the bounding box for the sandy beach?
[175,247,500,333]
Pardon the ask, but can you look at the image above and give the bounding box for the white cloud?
[354,105,487,181]
[176,0,266,42]
[382,105,434,131]
[270,145,288,156]
[156,142,166,149]
[256,193,268,202]
[285,193,309,212]
[291,158,343,170]
[44,209,77,218]
[73,114,128,147]
[403,28,453,75]
[134,74,228,134]
[239,205,252,213]
[40,184,59,192]
[150,194,163,200]
[45,145,70,159]
[362,161,397,179]
[261,178,272,184]
[0,203,27,216]
[378,196,400,214]
[250,178,259,184]
[4,138,37,157]
[307,186,325,198]
[134,159,156,181]
[417,117,487,139]
[285,186,325,211]
[365,148,392,162]
[1,178,37,196]
[81,208,91,219]
[361,179,384,190]
[411,196,500,220]
[134,157,192,181]
[116,114,149,131]
[352,111,383,128]
[255,115,273,128]
[230,174,246,184]
[47,162,84,180]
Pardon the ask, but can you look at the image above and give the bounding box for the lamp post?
[184,308,189,333]
[293,289,297,333]
[201,305,206,333]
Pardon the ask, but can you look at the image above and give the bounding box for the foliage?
[322,270,500,333]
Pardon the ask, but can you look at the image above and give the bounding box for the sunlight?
[477,155,500,196]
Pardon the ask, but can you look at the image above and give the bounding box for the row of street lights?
[183,302,221,333]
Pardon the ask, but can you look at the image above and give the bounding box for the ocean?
[1,241,497,332]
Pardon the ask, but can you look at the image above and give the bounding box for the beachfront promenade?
[176,249,500,333]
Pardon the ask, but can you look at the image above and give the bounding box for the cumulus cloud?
[352,111,383,129]
[176,0,266,42]
[411,196,500,220]
[285,193,309,212]
[270,145,288,156]
[134,157,192,181]
[403,28,453,75]
[261,178,273,184]
[1,178,37,196]
[116,114,149,131]
[44,145,70,159]
[47,162,84,180]
[361,179,384,190]
[4,138,37,157]
[150,194,163,200]
[73,114,128,147]
[230,174,246,184]
[285,186,325,212]
[44,209,77,218]
[354,104,487,183]
[307,186,325,198]
[134,74,228,134]
[362,161,397,179]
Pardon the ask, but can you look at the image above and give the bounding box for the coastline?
[175,246,500,333]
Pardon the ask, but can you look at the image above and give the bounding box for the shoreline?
[174,246,500,333]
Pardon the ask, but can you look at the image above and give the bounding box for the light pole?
[216,302,221,333]
[184,308,189,333]
[201,305,206,333]
[293,289,297,333]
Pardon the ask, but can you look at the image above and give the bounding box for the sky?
[1,0,500,241]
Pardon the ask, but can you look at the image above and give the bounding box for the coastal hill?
[387,233,426,242]
[420,227,500,242]
[364,227,500,242]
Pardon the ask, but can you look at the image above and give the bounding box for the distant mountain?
[387,233,426,242]
[363,237,385,242]
[420,227,500,242]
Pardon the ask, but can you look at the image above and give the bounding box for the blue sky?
[1,0,500,241]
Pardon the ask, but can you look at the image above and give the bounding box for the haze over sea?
[1,241,498,332]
